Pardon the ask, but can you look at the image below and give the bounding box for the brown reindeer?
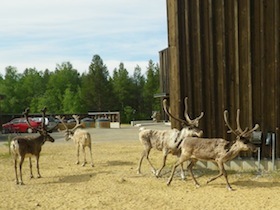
[137,97,204,178]
[56,115,94,167]
[166,109,259,190]
[10,108,55,185]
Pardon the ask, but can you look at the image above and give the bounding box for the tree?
[143,60,160,118]
[0,58,161,124]
[131,65,145,119]
[111,63,135,122]
[40,62,81,113]
[20,68,46,112]
[62,87,83,113]
[0,66,23,113]
[81,55,113,111]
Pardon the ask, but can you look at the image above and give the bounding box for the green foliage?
[143,60,160,117]
[112,63,134,109]
[123,106,135,123]
[0,55,160,123]
[81,55,113,112]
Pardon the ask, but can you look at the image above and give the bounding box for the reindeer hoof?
[155,171,160,178]
[227,186,234,191]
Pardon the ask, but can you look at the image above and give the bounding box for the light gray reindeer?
[10,107,55,185]
[137,97,204,179]
[166,109,259,191]
[56,115,94,167]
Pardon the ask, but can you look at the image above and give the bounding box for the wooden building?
[160,0,280,158]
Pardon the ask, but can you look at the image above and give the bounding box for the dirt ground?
[1,124,280,210]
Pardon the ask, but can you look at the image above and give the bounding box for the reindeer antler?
[71,115,83,131]
[163,97,204,127]
[23,108,34,131]
[24,107,49,133]
[224,109,259,138]
[55,115,68,131]
[163,99,188,125]
[184,97,204,127]
[224,110,239,136]
[41,107,47,130]
[55,115,82,132]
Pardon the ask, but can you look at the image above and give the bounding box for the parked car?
[1,118,41,134]
[81,117,94,122]
[32,116,59,132]
[67,118,76,123]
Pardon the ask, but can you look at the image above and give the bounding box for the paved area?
[0,122,171,145]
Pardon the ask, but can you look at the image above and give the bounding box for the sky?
[0,0,167,76]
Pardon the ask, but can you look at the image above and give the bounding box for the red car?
[1,118,41,134]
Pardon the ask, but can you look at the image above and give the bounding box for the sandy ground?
[1,124,280,210]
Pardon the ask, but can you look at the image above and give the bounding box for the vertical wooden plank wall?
[164,0,280,157]
[166,0,181,129]
[275,0,280,157]
[201,0,216,137]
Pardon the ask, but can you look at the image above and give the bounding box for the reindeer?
[10,107,55,185]
[136,97,204,179]
[56,115,94,167]
[166,109,259,191]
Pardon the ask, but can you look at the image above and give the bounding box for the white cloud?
[0,0,167,76]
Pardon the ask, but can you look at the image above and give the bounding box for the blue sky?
[0,0,167,76]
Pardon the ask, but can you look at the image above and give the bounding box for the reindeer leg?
[214,162,233,191]
[155,149,168,178]
[89,145,94,167]
[19,156,25,185]
[206,162,232,189]
[179,160,186,180]
[137,147,156,174]
[136,150,146,174]
[81,146,86,166]
[167,154,188,186]
[187,160,200,187]
[36,155,41,178]
[166,161,180,186]
[29,157,34,179]
[223,169,233,191]
[76,144,80,165]
[14,158,19,184]
[145,149,157,175]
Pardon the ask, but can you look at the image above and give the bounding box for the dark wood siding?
[161,0,280,158]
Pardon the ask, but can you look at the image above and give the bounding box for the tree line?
[0,54,160,123]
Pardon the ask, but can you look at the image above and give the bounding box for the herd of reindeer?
[8,97,259,191]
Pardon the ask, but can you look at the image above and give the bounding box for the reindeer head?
[24,107,55,143]
[163,97,203,137]
[56,115,82,141]
[224,109,259,152]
